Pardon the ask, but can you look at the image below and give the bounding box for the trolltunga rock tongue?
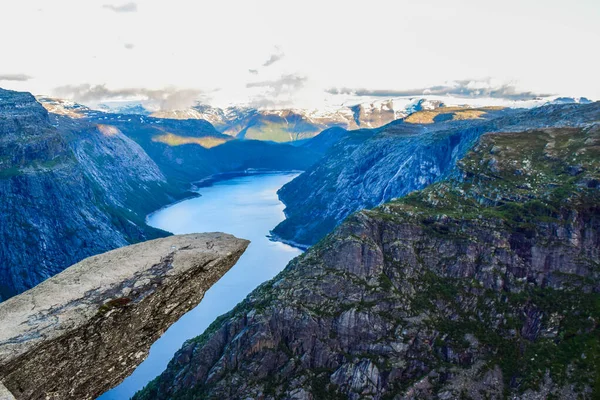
[0,233,249,400]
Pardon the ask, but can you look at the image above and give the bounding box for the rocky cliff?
[134,124,600,399]
[273,102,600,246]
[0,233,249,400]
[55,110,322,186]
[0,88,186,301]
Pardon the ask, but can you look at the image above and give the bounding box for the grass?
[404,107,495,124]
[152,132,229,148]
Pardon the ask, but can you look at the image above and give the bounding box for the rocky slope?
[0,88,185,301]
[38,102,322,185]
[134,123,600,399]
[91,115,320,185]
[0,233,249,400]
[273,102,600,246]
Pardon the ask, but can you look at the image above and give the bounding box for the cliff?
[67,112,321,186]
[0,233,249,400]
[135,124,600,399]
[0,88,188,301]
[273,102,600,246]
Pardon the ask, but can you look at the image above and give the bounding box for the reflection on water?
[99,172,302,399]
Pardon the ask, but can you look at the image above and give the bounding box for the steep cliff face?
[0,88,183,301]
[273,102,600,246]
[0,233,249,400]
[67,112,321,185]
[57,115,191,218]
[135,125,600,399]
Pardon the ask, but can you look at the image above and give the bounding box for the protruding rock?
[0,233,249,400]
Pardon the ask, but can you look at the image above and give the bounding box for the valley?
[1,1,598,399]
[134,122,600,400]
[100,173,302,399]
[0,86,598,400]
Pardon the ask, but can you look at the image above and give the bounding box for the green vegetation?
[378,126,600,232]
[404,106,501,124]
[152,132,229,148]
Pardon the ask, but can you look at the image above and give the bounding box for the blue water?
[99,172,302,400]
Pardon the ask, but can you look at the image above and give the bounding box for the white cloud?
[0,73,32,82]
[53,84,208,110]
[102,2,137,13]
[262,47,285,67]
[327,79,554,101]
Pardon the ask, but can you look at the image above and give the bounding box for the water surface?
[100,172,302,399]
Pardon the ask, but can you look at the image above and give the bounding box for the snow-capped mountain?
[36,95,594,143]
[36,97,93,119]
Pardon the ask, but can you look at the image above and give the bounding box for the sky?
[0,0,599,109]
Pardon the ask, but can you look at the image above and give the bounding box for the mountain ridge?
[0,88,190,301]
[272,102,600,246]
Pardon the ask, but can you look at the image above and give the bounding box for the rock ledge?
[0,233,249,399]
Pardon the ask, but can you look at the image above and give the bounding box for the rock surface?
[52,109,322,186]
[134,125,600,399]
[0,88,189,301]
[273,102,600,246]
[0,233,249,400]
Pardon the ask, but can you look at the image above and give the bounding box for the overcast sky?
[0,0,598,109]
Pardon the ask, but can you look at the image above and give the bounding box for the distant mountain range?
[38,96,592,143]
[38,97,446,142]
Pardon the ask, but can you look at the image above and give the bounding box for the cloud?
[102,2,137,13]
[124,43,135,50]
[247,74,306,95]
[262,47,285,67]
[246,74,307,108]
[327,80,554,101]
[248,69,258,75]
[53,84,206,110]
[0,73,32,82]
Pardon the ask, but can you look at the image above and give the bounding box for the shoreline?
[267,232,310,251]
[192,169,304,189]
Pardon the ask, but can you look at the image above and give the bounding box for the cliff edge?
[0,233,249,400]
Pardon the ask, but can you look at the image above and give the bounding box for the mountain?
[60,98,451,143]
[35,96,93,119]
[272,102,600,246]
[78,113,319,185]
[153,105,356,142]
[165,99,443,142]
[37,97,324,184]
[98,102,153,116]
[548,97,593,105]
[0,88,187,301]
[134,122,600,399]
[39,95,568,144]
